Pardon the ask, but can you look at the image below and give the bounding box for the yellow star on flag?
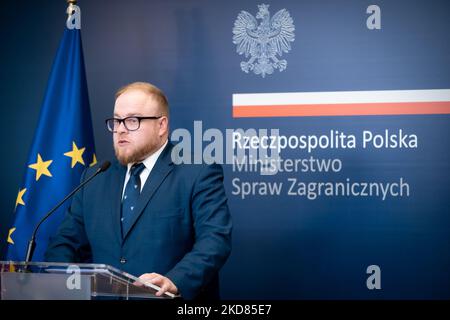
[64,141,86,168]
[29,154,53,181]
[15,188,27,210]
[7,227,16,244]
[89,153,97,167]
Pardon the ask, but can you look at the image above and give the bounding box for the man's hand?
[136,273,178,297]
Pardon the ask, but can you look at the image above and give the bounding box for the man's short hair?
[115,82,169,117]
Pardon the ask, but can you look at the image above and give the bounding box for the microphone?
[24,161,111,264]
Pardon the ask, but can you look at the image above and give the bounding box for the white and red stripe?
[232,89,450,118]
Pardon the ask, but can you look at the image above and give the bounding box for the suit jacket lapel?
[110,161,127,246]
[122,143,174,240]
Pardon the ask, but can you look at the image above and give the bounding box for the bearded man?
[45,82,232,300]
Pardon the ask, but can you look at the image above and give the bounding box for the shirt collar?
[126,140,168,174]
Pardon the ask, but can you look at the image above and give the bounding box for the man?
[45,82,232,299]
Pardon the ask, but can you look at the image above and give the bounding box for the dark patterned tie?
[121,162,146,238]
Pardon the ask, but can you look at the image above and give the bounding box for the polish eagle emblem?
[232,4,295,78]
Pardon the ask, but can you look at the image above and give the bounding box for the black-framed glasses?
[105,116,163,132]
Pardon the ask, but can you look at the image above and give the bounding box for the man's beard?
[115,143,155,165]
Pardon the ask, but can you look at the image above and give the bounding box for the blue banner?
[6,26,95,262]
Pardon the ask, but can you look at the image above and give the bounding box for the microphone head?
[99,161,111,172]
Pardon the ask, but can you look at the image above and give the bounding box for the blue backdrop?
[0,0,449,299]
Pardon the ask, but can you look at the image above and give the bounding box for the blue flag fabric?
[6,27,95,261]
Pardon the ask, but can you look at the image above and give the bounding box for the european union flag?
[6,10,95,262]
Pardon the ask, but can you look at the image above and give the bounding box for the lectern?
[0,261,177,300]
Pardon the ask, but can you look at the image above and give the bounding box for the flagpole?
[66,0,77,15]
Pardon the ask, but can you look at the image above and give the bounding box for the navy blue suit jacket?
[45,142,232,299]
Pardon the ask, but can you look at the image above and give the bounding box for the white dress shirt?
[121,140,168,199]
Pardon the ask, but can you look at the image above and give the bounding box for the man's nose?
[116,121,128,133]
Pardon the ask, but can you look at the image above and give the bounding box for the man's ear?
[159,116,169,136]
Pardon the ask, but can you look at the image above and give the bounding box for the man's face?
[113,89,167,165]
